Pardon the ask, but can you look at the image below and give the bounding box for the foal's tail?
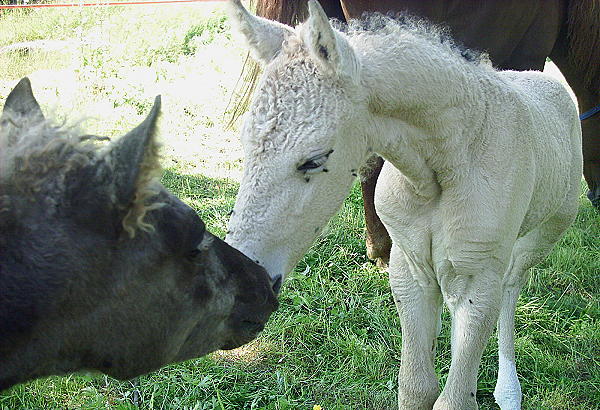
[566,0,600,92]
[226,0,308,128]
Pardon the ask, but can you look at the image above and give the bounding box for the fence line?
[0,0,223,9]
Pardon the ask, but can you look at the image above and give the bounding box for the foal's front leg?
[389,245,443,409]
[434,259,503,410]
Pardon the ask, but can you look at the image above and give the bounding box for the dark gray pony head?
[0,78,278,390]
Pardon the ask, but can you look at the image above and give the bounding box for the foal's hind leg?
[389,245,443,409]
[494,214,576,409]
[494,253,530,410]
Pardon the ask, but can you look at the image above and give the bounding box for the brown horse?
[233,0,600,265]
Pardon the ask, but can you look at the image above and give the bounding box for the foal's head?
[226,0,372,280]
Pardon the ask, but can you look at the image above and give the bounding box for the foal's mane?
[339,12,490,67]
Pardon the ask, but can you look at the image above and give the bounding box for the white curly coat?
[226,1,583,408]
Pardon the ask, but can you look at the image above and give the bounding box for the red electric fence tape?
[0,0,223,8]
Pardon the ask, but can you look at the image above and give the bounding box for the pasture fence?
[0,0,224,8]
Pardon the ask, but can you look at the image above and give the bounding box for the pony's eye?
[187,248,201,260]
[297,150,334,174]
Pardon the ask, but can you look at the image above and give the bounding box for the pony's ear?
[227,0,294,64]
[303,0,359,80]
[105,96,162,212]
[65,97,162,238]
[2,77,44,123]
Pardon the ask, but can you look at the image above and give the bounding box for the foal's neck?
[354,32,488,194]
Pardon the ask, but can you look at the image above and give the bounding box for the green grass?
[1,5,599,410]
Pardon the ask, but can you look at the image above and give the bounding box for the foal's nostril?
[271,274,283,294]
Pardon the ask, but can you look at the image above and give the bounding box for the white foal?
[226,1,583,408]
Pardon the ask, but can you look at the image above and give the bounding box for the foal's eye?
[297,150,334,174]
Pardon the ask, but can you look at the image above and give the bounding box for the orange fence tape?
[0,0,223,9]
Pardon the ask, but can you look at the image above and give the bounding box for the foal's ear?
[2,77,44,123]
[304,0,359,80]
[106,96,162,212]
[227,0,294,64]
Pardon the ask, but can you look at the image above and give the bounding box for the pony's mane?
[0,111,162,238]
[0,113,96,196]
[340,12,490,67]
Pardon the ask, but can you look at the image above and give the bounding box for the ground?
[0,3,598,409]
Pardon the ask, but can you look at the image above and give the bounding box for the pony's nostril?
[271,274,283,294]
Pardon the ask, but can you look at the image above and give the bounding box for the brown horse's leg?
[361,155,392,266]
[340,1,397,266]
[582,116,600,208]
[551,39,600,209]
[553,0,600,208]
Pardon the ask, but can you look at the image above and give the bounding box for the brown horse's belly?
[340,0,563,70]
